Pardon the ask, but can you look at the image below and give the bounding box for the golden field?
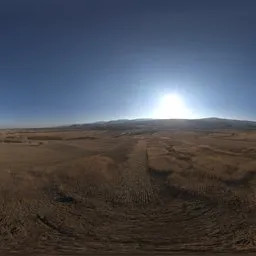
[0,127,255,253]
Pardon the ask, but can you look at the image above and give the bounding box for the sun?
[153,93,191,119]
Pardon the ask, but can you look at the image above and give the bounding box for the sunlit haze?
[153,93,194,119]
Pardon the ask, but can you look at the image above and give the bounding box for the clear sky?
[1,0,256,127]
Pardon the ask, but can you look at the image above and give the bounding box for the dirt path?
[112,140,155,206]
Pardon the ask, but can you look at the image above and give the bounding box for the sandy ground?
[0,129,255,254]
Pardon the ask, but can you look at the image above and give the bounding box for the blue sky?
[0,0,256,127]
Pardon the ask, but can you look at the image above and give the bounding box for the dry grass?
[0,129,255,253]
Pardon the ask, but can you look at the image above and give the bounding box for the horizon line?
[1,116,256,130]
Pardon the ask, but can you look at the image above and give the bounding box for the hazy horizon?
[1,116,256,130]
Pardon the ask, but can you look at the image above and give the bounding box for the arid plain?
[0,124,255,254]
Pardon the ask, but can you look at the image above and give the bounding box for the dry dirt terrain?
[0,128,255,254]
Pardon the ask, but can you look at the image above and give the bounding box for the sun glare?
[153,93,191,119]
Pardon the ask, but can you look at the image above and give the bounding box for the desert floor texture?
[0,128,255,254]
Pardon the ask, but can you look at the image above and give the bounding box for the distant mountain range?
[59,117,256,131]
